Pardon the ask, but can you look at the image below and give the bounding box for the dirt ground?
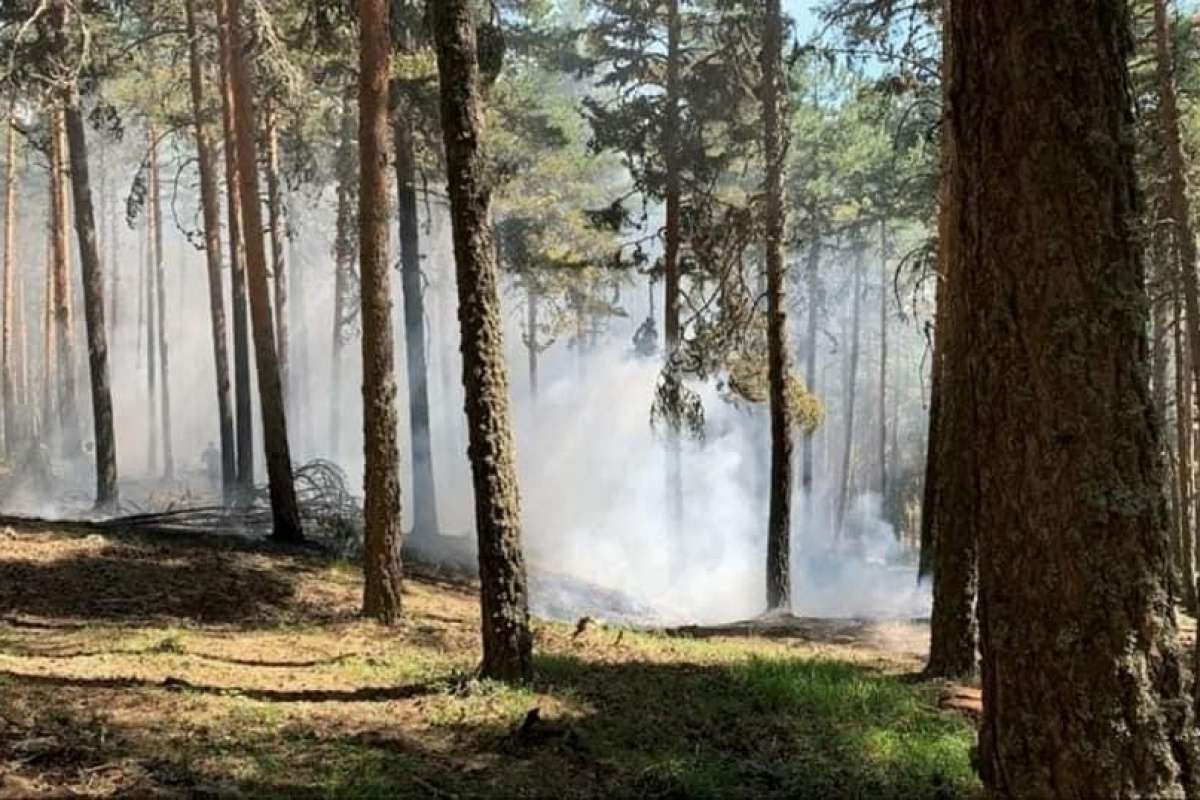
[0,522,979,798]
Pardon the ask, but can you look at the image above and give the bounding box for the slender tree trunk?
[41,222,54,440]
[878,221,888,500]
[359,0,404,623]
[836,249,863,534]
[331,92,356,458]
[1174,276,1196,610]
[526,284,539,399]
[186,0,236,502]
[63,92,118,509]
[431,0,532,683]
[801,240,820,509]
[394,108,440,541]
[107,145,118,331]
[51,107,79,457]
[265,103,289,411]
[763,0,791,611]
[144,135,159,475]
[215,0,253,497]
[149,130,174,478]
[945,3,1198,794]
[3,113,17,455]
[223,0,303,542]
[663,0,684,531]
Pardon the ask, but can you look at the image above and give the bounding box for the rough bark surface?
[763,0,791,612]
[225,0,303,542]
[945,3,1198,795]
[431,0,533,683]
[359,0,404,624]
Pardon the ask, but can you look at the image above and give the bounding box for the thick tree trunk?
[431,0,532,683]
[215,0,254,497]
[3,114,17,455]
[763,0,791,611]
[51,108,79,457]
[265,104,289,410]
[186,0,236,502]
[394,105,440,541]
[223,0,303,542]
[945,3,1197,794]
[148,131,173,478]
[835,249,863,534]
[63,95,118,509]
[359,0,404,624]
[331,93,356,458]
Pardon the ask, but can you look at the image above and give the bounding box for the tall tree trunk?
[63,92,118,509]
[431,0,532,683]
[186,0,236,502]
[946,2,1197,794]
[359,0,404,623]
[3,112,17,455]
[331,92,356,458]
[41,217,54,441]
[288,211,312,456]
[878,221,888,499]
[51,107,79,457]
[107,143,118,331]
[1174,275,1197,610]
[801,240,820,510]
[223,0,303,542]
[835,248,863,534]
[394,107,440,541]
[663,0,684,531]
[763,0,791,611]
[148,130,174,478]
[215,0,254,497]
[144,135,158,475]
[265,103,289,411]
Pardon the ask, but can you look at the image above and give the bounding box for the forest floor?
[0,522,979,799]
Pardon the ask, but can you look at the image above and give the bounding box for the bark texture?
[431,0,533,683]
[945,3,1197,795]
[359,0,404,624]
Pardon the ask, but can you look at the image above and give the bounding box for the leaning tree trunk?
[394,105,441,542]
[223,0,303,542]
[359,0,404,624]
[763,0,792,612]
[215,0,254,498]
[265,103,289,410]
[62,91,118,510]
[835,248,863,534]
[50,107,79,457]
[185,0,236,502]
[3,112,17,455]
[946,2,1198,795]
[431,0,533,683]
[149,129,174,478]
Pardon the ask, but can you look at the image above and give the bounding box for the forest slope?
[0,525,977,798]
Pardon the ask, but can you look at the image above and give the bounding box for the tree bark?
[50,107,79,457]
[148,130,174,478]
[222,0,303,542]
[186,0,236,502]
[63,92,118,510]
[3,113,17,455]
[835,248,863,534]
[1174,274,1196,610]
[215,0,254,498]
[801,240,820,511]
[431,0,532,683]
[265,103,289,412]
[331,92,356,457]
[664,0,684,531]
[394,103,440,541]
[358,0,404,624]
[945,2,1197,794]
[763,0,791,611]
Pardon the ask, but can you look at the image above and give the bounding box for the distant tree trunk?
[763,0,791,611]
[878,221,888,499]
[664,0,684,531]
[3,113,17,455]
[51,107,79,457]
[144,133,159,475]
[359,0,404,624]
[801,240,820,509]
[63,91,118,510]
[148,130,174,478]
[1174,276,1196,610]
[431,0,533,683]
[41,221,54,439]
[186,0,236,502]
[946,3,1198,794]
[224,0,303,542]
[265,103,289,411]
[836,249,863,534]
[394,106,440,541]
[215,0,253,497]
[288,214,312,456]
[16,269,26,420]
[107,145,118,331]
[331,93,356,457]
[525,284,539,399]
